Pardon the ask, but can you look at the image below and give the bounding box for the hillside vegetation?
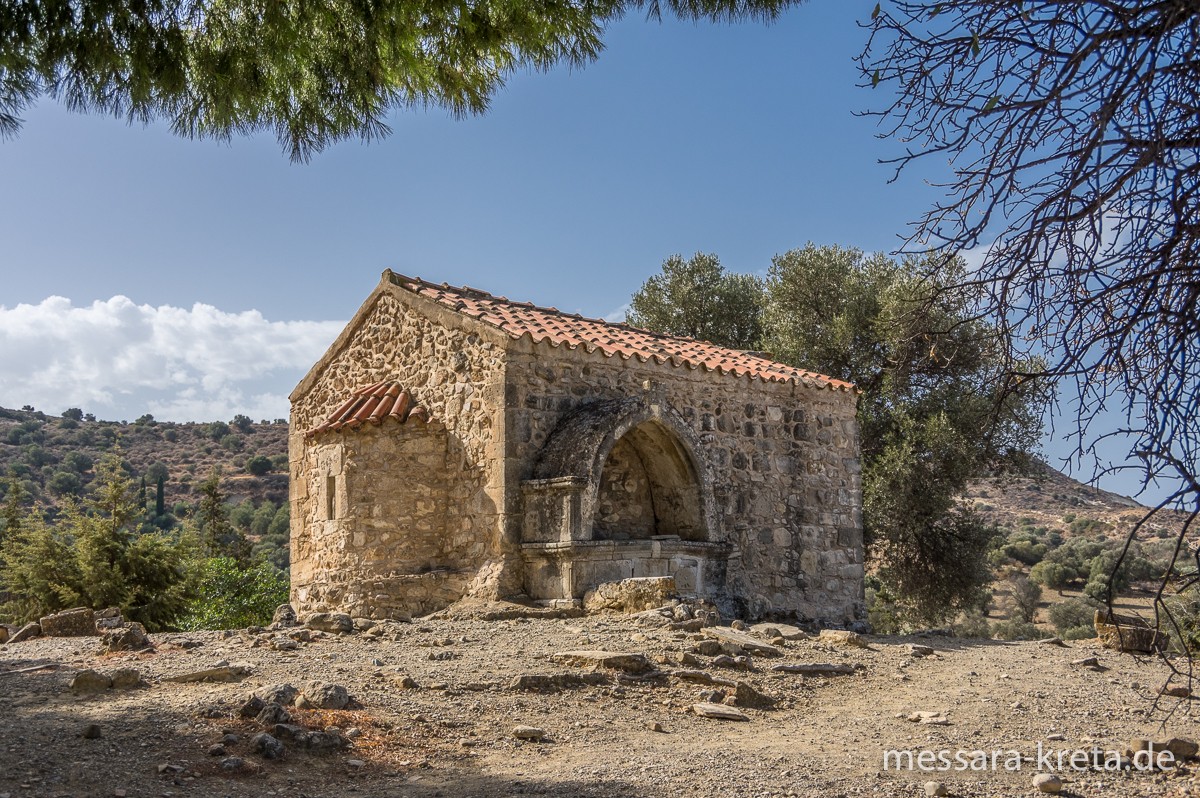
[0,405,289,569]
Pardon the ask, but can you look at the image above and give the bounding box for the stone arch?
[530,398,714,543]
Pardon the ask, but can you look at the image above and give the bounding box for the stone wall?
[289,287,511,618]
[504,339,863,623]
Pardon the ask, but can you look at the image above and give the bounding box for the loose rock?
[70,669,113,694]
[924,781,948,797]
[817,629,868,648]
[691,702,750,721]
[1032,773,1062,793]
[255,703,292,727]
[97,622,149,654]
[304,612,353,634]
[271,604,298,628]
[251,732,285,759]
[253,683,299,706]
[296,680,350,710]
[109,668,142,690]
[513,725,546,741]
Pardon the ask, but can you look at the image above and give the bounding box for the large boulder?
[97,622,150,653]
[40,608,97,637]
[271,604,298,628]
[583,577,676,614]
[70,669,113,694]
[304,612,353,634]
[295,680,351,710]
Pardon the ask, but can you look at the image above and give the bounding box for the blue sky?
[0,2,1154,500]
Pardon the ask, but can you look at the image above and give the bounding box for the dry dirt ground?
[5,612,1200,798]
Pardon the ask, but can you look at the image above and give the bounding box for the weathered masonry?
[289,271,864,623]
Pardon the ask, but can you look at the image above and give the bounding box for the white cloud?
[0,296,345,422]
[604,303,631,323]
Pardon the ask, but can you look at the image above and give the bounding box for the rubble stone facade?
[290,271,864,623]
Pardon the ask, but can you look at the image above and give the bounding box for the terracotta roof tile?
[307,380,427,438]
[387,272,854,392]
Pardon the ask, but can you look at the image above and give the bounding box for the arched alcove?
[593,420,706,542]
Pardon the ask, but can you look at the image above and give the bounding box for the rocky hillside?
[0,405,289,516]
[964,459,1190,543]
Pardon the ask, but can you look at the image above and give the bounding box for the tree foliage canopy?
[626,252,764,350]
[1,0,801,160]
[765,244,1045,624]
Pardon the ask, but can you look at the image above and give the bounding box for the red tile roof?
[387,272,854,392]
[307,380,428,438]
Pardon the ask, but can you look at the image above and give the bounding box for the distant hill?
[963,458,1189,543]
[0,405,288,517]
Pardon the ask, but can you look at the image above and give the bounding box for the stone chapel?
[289,270,864,623]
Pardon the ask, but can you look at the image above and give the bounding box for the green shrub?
[1048,597,1098,634]
[1062,625,1097,641]
[990,619,1042,641]
[245,455,272,476]
[178,557,289,630]
[951,610,992,639]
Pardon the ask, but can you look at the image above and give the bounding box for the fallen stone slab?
[1037,636,1067,647]
[39,608,97,637]
[908,644,936,657]
[1071,656,1100,667]
[906,711,950,725]
[164,664,253,684]
[671,670,739,687]
[749,622,809,641]
[702,627,783,658]
[509,673,611,692]
[771,663,856,676]
[9,622,42,644]
[691,702,750,721]
[549,650,654,673]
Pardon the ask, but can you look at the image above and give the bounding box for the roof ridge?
[383,269,855,392]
